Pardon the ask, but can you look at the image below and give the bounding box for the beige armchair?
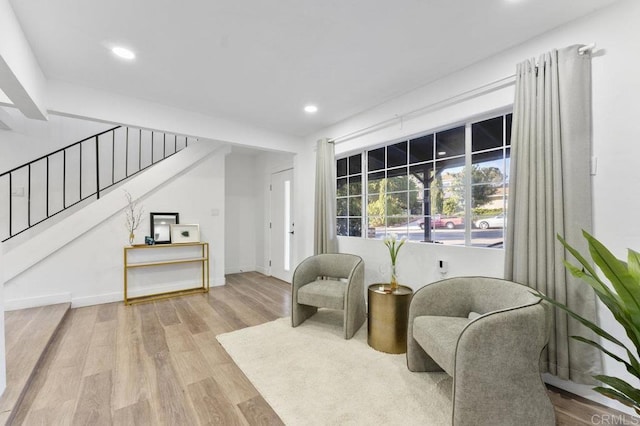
[291,253,365,339]
[407,277,555,426]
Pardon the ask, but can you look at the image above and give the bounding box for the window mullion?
[362,152,367,238]
[464,123,472,246]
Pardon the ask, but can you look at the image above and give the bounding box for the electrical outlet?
[438,260,448,275]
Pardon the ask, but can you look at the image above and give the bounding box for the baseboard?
[212,276,226,286]
[5,292,72,311]
[6,277,227,310]
[73,278,227,307]
[542,373,635,416]
[72,291,124,308]
[225,266,257,275]
[255,265,269,275]
[75,277,226,307]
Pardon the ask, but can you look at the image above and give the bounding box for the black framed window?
[337,112,511,248]
[336,154,363,237]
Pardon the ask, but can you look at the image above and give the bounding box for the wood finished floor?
[0,303,70,424]
[11,272,290,426]
[8,271,636,425]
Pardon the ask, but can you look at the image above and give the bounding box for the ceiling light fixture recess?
[112,46,136,60]
[304,105,318,113]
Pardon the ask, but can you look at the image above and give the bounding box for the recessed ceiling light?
[304,105,318,114]
[112,46,135,60]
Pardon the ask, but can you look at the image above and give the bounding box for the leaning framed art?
[170,224,200,243]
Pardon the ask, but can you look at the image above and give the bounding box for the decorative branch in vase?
[124,190,144,245]
[384,233,407,291]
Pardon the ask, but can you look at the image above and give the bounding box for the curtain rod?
[331,74,516,145]
[331,43,596,145]
[579,43,596,55]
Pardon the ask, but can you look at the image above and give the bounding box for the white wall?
[293,142,316,265]
[4,144,228,308]
[0,107,115,173]
[225,151,258,274]
[0,108,112,172]
[0,248,5,396]
[302,0,640,414]
[340,237,504,290]
[0,88,10,105]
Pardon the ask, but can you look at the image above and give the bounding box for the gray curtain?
[505,45,602,384]
[314,138,337,254]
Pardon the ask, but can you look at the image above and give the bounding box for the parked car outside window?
[418,215,464,230]
[474,214,505,229]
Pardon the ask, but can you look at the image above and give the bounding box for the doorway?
[270,169,294,282]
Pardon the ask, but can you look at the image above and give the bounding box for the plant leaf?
[553,232,640,412]
[628,249,640,283]
[562,258,640,349]
[558,233,601,282]
[572,336,640,378]
[630,351,640,378]
[596,376,640,401]
[585,231,640,326]
[535,291,626,348]
[584,232,640,348]
[594,375,640,410]
[573,274,640,351]
[563,260,620,304]
[593,386,640,410]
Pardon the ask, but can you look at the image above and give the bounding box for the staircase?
[0,126,196,242]
[0,304,70,424]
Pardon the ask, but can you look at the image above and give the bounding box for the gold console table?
[123,242,209,305]
[367,284,413,354]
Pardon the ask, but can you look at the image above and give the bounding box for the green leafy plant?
[535,230,640,414]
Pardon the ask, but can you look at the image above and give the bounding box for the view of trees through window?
[336,113,511,248]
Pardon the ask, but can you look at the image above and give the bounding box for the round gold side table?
[367,283,413,354]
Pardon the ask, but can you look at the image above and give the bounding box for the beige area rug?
[217,309,452,425]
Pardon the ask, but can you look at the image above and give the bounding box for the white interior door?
[270,169,294,282]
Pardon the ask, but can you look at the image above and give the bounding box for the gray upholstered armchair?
[291,253,365,339]
[407,277,555,426]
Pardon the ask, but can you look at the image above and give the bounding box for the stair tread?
[0,303,70,422]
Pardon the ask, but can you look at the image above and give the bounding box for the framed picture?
[150,212,179,244]
[170,224,200,244]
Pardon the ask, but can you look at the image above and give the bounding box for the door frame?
[269,168,294,282]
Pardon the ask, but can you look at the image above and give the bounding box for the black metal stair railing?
[0,126,194,242]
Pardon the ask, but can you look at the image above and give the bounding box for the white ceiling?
[10,0,617,138]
